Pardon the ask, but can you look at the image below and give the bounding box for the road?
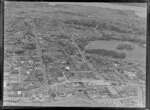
[32,25,49,86]
[138,84,144,107]
[56,41,81,80]
[61,22,104,80]
[71,34,104,80]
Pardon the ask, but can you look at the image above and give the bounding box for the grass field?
[86,40,146,65]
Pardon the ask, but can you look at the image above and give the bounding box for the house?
[8,91,20,97]
[28,60,33,65]
[92,94,99,99]
[113,63,118,67]
[7,75,20,82]
[129,72,136,76]
[124,71,136,77]
[10,69,20,75]
[4,80,7,88]
[57,76,65,82]
[38,37,42,40]
[21,61,24,64]
[17,91,22,95]
[34,66,42,70]
[70,82,81,87]
[24,73,38,82]
[88,80,110,86]
[26,66,34,70]
[50,93,56,98]
[14,67,21,70]
[57,91,66,97]
[107,86,118,95]
[59,60,67,64]
[85,89,98,99]
[21,91,32,97]
[65,66,70,71]
[101,94,109,99]
[4,71,10,76]
[26,71,31,75]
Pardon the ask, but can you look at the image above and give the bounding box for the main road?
[32,24,49,86]
[61,22,104,80]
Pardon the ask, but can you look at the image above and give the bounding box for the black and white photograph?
[3,2,147,107]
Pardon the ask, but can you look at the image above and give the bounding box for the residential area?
[4,2,146,107]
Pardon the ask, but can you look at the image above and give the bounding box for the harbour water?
[49,2,147,18]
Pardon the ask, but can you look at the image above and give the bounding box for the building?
[58,60,67,64]
[8,90,22,97]
[107,86,118,95]
[124,71,136,77]
[4,80,8,88]
[57,76,65,82]
[88,80,110,86]
[17,91,22,95]
[28,60,33,65]
[65,66,71,71]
